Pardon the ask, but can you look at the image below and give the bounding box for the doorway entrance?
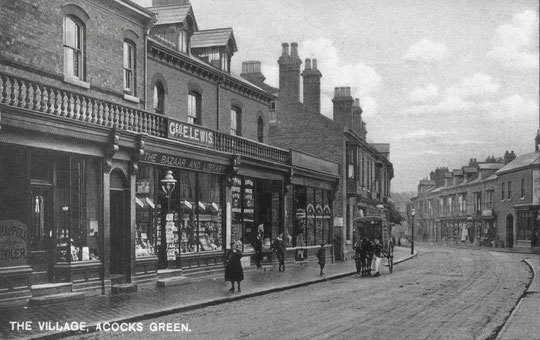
[30,184,54,281]
[110,170,131,281]
[506,214,514,248]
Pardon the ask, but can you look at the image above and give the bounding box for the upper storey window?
[188,92,201,125]
[64,17,84,80]
[153,82,165,114]
[179,16,194,53]
[123,40,135,95]
[230,106,241,136]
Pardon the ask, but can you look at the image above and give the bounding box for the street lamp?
[159,170,177,268]
[411,208,415,255]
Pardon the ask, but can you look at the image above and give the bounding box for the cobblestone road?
[70,246,532,340]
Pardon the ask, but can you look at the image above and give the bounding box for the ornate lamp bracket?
[105,128,120,172]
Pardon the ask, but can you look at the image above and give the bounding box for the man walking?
[371,238,383,277]
[272,233,286,271]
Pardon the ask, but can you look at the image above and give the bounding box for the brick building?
[411,148,539,251]
[240,43,394,260]
[0,0,339,304]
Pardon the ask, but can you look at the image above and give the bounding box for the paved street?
[67,246,533,340]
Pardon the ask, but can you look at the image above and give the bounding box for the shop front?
[0,143,104,300]
[135,149,229,275]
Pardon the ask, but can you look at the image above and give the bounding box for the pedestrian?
[371,238,383,277]
[224,240,244,292]
[254,231,263,269]
[272,233,286,271]
[316,243,326,276]
[353,238,362,275]
[364,238,374,276]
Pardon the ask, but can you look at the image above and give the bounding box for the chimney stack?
[332,87,355,127]
[278,42,302,101]
[302,58,322,113]
[240,60,266,84]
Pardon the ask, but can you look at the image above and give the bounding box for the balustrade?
[0,72,288,165]
[0,72,167,137]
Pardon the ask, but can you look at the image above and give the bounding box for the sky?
[137,0,539,194]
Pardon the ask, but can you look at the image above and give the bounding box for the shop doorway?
[30,185,54,282]
[110,170,131,281]
[506,214,514,248]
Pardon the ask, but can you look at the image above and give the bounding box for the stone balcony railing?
[0,71,289,165]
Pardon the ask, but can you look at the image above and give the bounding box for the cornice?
[148,39,273,104]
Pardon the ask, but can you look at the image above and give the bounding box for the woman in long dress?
[225,241,244,292]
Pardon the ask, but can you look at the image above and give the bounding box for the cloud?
[445,73,500,99]
[408,83,439,104]
[402,95,475,116]
[402,39,448,63]
[486,10,539,70]
[300,37,382,117]
[395,129,458,140]
[478,94,539,120]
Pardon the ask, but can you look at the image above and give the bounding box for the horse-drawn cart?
[354,215,394,274]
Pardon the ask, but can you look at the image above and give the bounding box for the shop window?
[55,156,102,263]
[517,211,531,241]
[135,166,157,258]
[231,177,255,251]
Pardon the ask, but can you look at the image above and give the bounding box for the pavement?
[0,244,537,340]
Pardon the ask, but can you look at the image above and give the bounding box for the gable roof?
[149,4,198,29]
[191,28,237,52]
[496,151,540,174]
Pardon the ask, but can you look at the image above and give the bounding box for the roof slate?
[191,28,237,51]
[496,151,540,174]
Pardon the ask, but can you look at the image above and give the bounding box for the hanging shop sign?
[167,120,214,147]
[141,152,227,174]
[0,220,28,267]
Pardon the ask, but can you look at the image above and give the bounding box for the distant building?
[411,150,539,250]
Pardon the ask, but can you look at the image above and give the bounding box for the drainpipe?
[216,76,224,131]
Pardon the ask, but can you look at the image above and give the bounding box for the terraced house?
[0,0,339,305]
[411,141,540,252]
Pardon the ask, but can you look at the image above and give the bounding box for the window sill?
[123,93,140,103]
[64,75,90,89]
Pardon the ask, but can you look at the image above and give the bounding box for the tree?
[387,201,404,225]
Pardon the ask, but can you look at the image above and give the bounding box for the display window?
[54,155,102,263]
[293,185,332,247]
[135,165,224,264]
[231,177,255,252]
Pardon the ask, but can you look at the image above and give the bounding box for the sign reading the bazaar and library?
[141,152,227,174]
[0,220,28,267]
[167,119,214,147]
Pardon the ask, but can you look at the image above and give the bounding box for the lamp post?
[411,208,415,255]
[159,170,177,268]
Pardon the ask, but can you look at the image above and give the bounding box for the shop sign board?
[0,220,28,267]
[167,119,215,147]
[141,152,227,174]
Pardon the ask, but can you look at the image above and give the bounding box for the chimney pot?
[312,59,318,70]
[281,43,289,57]
[291,42,299,57]
[305,58,312,70]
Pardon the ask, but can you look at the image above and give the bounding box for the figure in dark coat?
[363,238,374,276]
[272,233,286,271]
[254,232,263,269]
[316,243,326,276]
[225,241,244,292]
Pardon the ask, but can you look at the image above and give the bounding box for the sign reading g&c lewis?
[168,119,214,147]
[0,220,28,267]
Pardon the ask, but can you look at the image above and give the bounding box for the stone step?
[29,292,84,306]
[156,276,192,288]
[31,283,72,297]
[111,284,138,295]
[157,268,184,280]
